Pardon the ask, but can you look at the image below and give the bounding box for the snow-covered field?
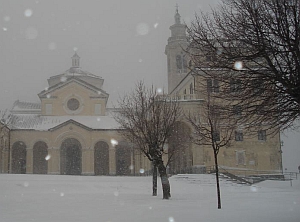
[0,174,299,222]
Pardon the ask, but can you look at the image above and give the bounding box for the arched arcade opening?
[94,141,109,175]
[33,141,48,174]
[115,141,131,176]
[11,141,27,174]
[60,138,82,175]
[168,121,193,174]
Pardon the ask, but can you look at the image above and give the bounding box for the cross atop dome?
[175,4,181,24]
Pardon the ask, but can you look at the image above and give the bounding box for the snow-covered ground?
[0,174,299,222]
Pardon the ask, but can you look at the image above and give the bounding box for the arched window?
[176,53,187,73]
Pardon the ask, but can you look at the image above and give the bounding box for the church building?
[0,52,150,175]
[0,8,282,176]
[165,8,282,175]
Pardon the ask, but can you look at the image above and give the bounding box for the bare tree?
[187,0,300,133]
[114,81,182,199]
[187,82,237,209]
[0,110,11,173]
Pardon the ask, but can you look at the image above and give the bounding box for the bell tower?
[165,5,189,93]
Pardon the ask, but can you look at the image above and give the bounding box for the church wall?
[9,126,152,176]
[41,82,106,116]
[0,123,10,173]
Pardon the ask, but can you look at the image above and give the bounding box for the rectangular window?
[207,79,219,93]
[45,104,52,115]
[207,79,212,92]
[252,79,264,95]
[235,131,243,141]
[230,79,241,92]
[236,151,245,165]
[256,105,265,115]
[211,105,220,118]
[189,83,193,94]
[94,104,102,115]
[213,131,220,142]
[233,105,242,117]
[258,130,267,141]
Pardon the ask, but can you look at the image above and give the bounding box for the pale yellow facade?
[0,9,282,177]
[165,9,282,175]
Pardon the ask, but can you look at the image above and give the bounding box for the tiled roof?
[11,100,41,114]
[9,114,120,131]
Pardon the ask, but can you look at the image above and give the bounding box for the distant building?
[165,8,282,175]
[0,7,282,176]
[1,52,150,175]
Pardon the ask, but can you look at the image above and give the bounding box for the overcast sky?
[0,0,220,110]
[1,0,299,171]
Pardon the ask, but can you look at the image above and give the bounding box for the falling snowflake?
[111,139,118,146]
[4,16,10,22]
[250,186,257,192]
[45,154,51,161]
[169,217,175,222]
[24,9,33,17]
[114,191,119,197]
[139,168,145,174]
[48,42,57,51]
[60,76,67,82]
[154,23,159,28]
[136,23,149,36]
[25,26,38,40]
[157,88,163,94]
[234,61,243,70]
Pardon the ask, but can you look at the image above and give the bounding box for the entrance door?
[60,138,82,175]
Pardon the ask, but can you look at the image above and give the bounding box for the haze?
[0,0,299,171]
[0,0,219,110]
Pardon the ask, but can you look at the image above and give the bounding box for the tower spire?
[175,4,181,24]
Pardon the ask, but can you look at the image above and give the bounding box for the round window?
[67,98,80,111]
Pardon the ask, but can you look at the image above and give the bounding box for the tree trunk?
[152,162,157,196]
[214,151,221,209]
[157,159,171,199]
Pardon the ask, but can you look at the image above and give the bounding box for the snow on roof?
[9,114,120,131]
[11,100,41,111]
[62,67,101,78]
[10,100,41,114]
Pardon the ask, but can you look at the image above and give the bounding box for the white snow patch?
[0,174,299,222]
